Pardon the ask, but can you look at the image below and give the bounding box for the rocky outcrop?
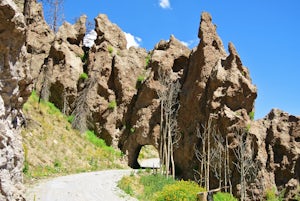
[25,6,299,200]
[175,12,257,179]
[25,0,54,82]
[0,0,31,200]
[249,109,300,199]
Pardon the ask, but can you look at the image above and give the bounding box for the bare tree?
[233,129,257,201]
[40,0,64,32]
[194,116,216,191]
[157,69,181,179]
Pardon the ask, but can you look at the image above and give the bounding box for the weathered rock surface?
[249,109,300,199]
[0,0,31,200]
[24,0,54,82]
[175,12,257,179]
[22,6,299,200]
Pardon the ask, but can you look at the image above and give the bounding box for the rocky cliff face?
[21,4,300,200]
[250,109,300,198]
[0,0,31,200]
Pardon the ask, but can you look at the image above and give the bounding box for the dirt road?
[25,169,138,201]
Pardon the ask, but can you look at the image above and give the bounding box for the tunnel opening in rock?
[137,145,160,169]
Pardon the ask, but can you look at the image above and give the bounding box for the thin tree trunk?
[206,126,210,191]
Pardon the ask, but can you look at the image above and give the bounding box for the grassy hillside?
[22,92,127,182]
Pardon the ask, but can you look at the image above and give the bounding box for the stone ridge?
[30,9,300,199]
[8,1,299,200]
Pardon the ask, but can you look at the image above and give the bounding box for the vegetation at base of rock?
[85,130,121,156]
[108,100,117,109]
[119,171,239,201]
[154,180,205,201]
[79,72,88,80]
[67,115,75,123]
[22,91,126,182]
[213,192,238,201]
[118,172,175,200]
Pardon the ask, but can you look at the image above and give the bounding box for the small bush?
[67,115,75,123]
[214,192,238,201]
[137,75,145,83]
[145,54,151,66]
[249,111,255,120]
[108,46,114,54]
[266,188,280,201]
[130,127,135,133]
[154,180,205,201]
[108,100,117,109]
[118,176,135,196]
[79,72,88,80]
[141,174,175,200]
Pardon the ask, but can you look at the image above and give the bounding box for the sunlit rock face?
[0,0,31,200]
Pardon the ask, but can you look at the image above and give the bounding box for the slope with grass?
[22,92,127,183]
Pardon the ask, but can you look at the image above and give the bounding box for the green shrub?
[108,100,117,109]
[108,46,114,54]
[154,180,205,201]
[137,75,145,83]
[145,54,151,66]
[130,127,135,133]
[80,53,88,63]
[249,111,255,120]
[118,176,135,196]
[79,72,88,80]
[266,188,280,201]
[141,174,175,200]
[214,192,238,201]
[67,115,75,123]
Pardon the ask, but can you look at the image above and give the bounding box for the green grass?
[154,180,205,201]
[213,192,238,201]
[22,91,126,182]
[119,172,207,201]
[141,174,176,200]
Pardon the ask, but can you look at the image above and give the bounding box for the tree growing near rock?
[194,116,232,193]
[233,129,258,201]
[157,69,181,179]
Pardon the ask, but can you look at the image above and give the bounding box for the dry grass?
[22,92,127,183]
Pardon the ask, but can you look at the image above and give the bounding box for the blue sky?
[43,0,300,119]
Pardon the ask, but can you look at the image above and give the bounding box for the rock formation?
[14,2,299,199]
[249,109,300,199]
[0,0,31,200]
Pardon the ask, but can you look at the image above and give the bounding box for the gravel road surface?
[25,169,138,201]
